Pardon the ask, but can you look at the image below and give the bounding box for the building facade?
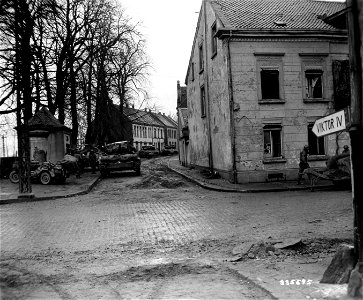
[185,0,350,183]
[150,112,178,148]
[123,105,178,151]
[28,107,71,162]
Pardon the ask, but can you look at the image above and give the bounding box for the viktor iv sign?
[312,110,346,137]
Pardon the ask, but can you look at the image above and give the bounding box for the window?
[300,54,327,101]
[261,69,280,99]
[255,54,285,103]
[263,125,282,158]
[199,44,204,72]
[191,62,195,81]
[308,124,325,155]
[211,22,217,56]
[200,85,206,117]
[305,70,323,99]
[154,128,156,138]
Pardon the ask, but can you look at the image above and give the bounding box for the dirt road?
[0,157,353,299]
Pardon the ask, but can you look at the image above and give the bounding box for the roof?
[123,106,164,127]
[210,0,346,31]
[28,107,71,132]
[151,113,177,128]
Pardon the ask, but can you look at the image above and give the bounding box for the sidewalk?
[0,172,100,205]
[167,158,335,193]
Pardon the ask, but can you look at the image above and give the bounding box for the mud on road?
[0,157,353,299]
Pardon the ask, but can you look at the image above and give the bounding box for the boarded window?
[261,69,280,99]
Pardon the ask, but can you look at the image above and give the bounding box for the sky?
[118,0,203,116]
[118,0,345,116]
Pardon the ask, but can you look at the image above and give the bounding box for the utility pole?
[347,0,363,263]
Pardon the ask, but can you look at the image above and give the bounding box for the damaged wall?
[229,40,349,183]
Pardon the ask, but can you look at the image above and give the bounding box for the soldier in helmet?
[342,145,350,154]
[297,145,310,185]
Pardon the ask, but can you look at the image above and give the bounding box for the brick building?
[185,0,350,183]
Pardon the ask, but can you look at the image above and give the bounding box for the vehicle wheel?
[40,171,51,185]
[135,168,141,176]
[9,171,19,184]
[100,170,108,178]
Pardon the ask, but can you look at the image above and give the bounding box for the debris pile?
[229,238,348,263]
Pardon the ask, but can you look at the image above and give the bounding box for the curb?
[0,175,102,205]
[166,161,335,193]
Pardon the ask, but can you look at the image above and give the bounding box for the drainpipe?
[203,0,214,171]
[226,32,237,183]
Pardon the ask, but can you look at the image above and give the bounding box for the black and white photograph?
[0,0,362,299]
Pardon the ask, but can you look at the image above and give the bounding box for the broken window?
[308,124,325,155]
[200,85,206,117]
[261,69,280,99]
[263,125,282,158]
[305,70,323,99]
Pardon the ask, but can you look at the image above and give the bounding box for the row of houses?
[123,105,178,151]
[177,0,351,183]
[24,103,178,164]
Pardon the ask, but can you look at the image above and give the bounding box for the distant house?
[150,111,178,148]
[123,105,165,151]
[28,107,72,162]
[185,0,350,183]
[176,80,189,166]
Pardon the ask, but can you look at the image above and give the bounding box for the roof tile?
[211,0,346,30]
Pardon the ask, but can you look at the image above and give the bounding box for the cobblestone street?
[0,159,353,299]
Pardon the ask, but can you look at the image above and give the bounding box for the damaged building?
[183,0,350,183]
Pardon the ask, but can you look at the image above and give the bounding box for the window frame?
[300,54,328,102]
[255,54,285,104]
[307,123,326,156]
[211,22,217,58]
[262,124,286,164]
[191,62,195,81]
[200,85,206,118]
[305,69,324,100]
[199,43,204,73]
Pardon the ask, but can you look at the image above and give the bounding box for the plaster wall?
[229,39,349,182]
[47,131,66,162]
[186,2,232,174]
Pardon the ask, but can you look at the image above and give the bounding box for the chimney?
[149,109,151,113]
[163,113,166,116]
[177,80,181,107]
[126,104,129,108]
[132,104,135,109]
[144,108,147,111]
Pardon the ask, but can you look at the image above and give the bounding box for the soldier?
[342,145,350,154]
[297,145,310,185]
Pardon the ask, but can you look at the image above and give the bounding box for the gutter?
[216,29,348,41]
[226,32,237,184]
[203,0,214,172]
